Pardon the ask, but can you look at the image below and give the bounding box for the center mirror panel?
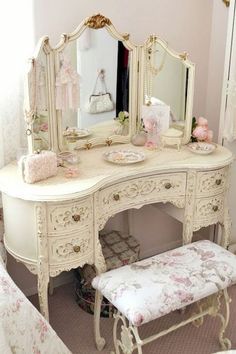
[55,16,137,151]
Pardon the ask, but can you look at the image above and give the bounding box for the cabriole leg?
[94,235,107,351]
[37,257,49,321]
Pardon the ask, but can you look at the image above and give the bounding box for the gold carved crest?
[85,14,111,29]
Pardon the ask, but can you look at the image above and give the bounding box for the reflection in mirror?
[31,48,49,151]
[145,42,187,130]
[143,37,194,145]
[58,27,130,149]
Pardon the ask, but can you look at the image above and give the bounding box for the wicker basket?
[75,230,140,317]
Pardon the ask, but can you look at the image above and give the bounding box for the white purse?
[86,71,114,114]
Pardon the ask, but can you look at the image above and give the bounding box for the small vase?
[131,131,147,146]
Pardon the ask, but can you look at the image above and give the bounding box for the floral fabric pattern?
[92,240,236,327]
[0,260,71,354]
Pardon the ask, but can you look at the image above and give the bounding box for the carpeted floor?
[29,283,236,354]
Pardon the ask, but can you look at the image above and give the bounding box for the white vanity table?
[0,144,233,318]
[0,13,233,350]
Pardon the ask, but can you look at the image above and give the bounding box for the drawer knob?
[72,214,80,222]
[113,193,120,201]
[73,245,80,253]
[164,182,172,189]
[215,179,222,186]
[212,205,219,212]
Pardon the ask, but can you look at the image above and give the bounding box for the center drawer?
[97,173,186,215]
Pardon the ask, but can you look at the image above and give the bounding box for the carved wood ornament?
[222,0,230,7]
[85,14,112,29]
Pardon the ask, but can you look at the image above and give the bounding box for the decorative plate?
[103,150,145,164]
[63,127,91,139]
[187,142,216,155]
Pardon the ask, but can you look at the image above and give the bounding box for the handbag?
[86,71,114,114]
[20,150,58,184]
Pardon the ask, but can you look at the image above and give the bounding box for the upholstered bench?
[92,240,236,353]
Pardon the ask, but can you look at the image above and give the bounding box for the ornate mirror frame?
[54,14,138,151]
[24,37,56,153]
[138,35,195,145]
[24,15,196,153]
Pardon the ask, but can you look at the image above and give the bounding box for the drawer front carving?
[98,173,186,215]
[196,168,228,197]
[48,197,93,234]
[194,194,224,226]
[48,229,93,265]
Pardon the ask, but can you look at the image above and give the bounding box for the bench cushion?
[92,240,236,327]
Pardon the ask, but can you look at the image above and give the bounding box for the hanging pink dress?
[55,57,80,111]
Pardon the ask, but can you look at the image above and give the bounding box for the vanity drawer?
[98,173,186,214]
[48,228,93,265]
[196,167,228,197]
[47,197,93,234]
[194,194,224,224]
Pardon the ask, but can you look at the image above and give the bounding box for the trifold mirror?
[24,14,195,153]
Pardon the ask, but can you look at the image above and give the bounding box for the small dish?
[103,150,145,165]
[63,127,91,139]
[187,142,216,155]
[58,151,73,160]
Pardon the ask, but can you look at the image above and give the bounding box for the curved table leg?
[94,236,107,351]
[38,257,49,321]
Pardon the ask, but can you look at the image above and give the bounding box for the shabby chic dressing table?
[0,14,233,351]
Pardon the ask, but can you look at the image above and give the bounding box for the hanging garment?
[35,62,47,111]
[55,56,80,111]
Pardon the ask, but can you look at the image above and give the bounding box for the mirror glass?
[31,47,50,151]
[143,40,191,134]
[57,27,131,148]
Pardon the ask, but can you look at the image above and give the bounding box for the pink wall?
[8,1,230,295]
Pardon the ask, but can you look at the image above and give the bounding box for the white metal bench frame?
[94,280,233,354]
[95,289,231,354]
[109,288,232,354]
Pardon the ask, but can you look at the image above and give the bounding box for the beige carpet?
[29,283,236,354]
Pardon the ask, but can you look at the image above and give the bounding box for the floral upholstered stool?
[92,240,236,353]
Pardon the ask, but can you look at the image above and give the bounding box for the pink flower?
[192,126,208,141]
[145,141,157,149]
[197,117,208,127]
[65,167,79,178]
[170,274,192,287]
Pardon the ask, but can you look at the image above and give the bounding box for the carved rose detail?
[54,238,91,259]
[197,170,226,194]
[50,204,91,231]
[50,259,94,277]
[94,237,106,273]
[102,177,185,206]
[183,171,197,244]
[195,197,224,218]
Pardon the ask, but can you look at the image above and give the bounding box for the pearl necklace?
[144,43,167,105]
